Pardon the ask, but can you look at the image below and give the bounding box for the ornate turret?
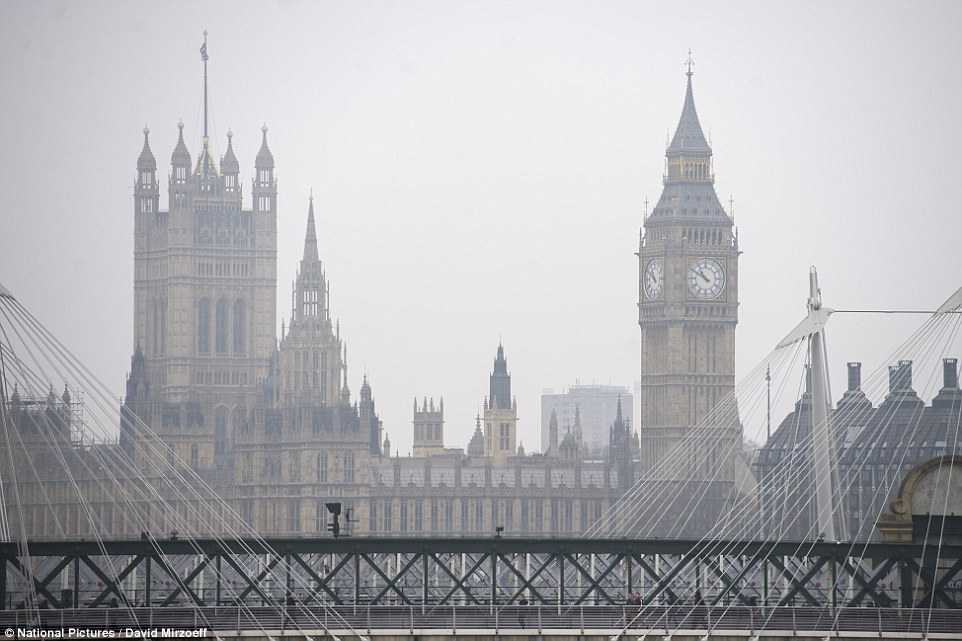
[546,408,560,457]
[135,127,159,215]
[255,124,275,170]
[137,127,156,172]
[171,121,191,173]
[382,432,391,458]
[468,414,485,457]
[221,129,240,193]
[360,374,382,455]
[253,124,276,222]
[413,396,444,457]
[608,395,636,489]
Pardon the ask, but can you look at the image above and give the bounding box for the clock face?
[688,257,725,299]
[644,258,664,300]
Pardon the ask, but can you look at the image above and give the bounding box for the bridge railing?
[2,604,961,636]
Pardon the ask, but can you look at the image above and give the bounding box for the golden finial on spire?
[729,195,735,221]
[309,187,314,202]
[686,48,694,77]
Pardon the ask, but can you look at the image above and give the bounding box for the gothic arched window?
[317,453,328,483]
[197,299,211,353]
[215,299,228,353]
[152,298,167,356]
[343,451,355,483]
[215,407,228,458]
[232,299,246,354]
[159,299,167,354]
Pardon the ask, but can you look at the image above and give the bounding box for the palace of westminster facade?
[4,64,959,541]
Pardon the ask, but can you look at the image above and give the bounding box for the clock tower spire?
[636,58,741,534]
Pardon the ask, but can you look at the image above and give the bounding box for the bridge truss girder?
[2,537,959,610]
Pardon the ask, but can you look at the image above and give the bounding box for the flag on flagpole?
[200,42,208,61]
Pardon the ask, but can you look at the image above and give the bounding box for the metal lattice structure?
[3,537,960,612]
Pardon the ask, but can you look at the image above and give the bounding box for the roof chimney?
[888,360,912,393]
[847,362,861,392]
[944,358,959,390]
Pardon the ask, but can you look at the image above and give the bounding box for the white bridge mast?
[777,267,839,541]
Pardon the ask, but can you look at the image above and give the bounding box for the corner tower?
[637,60,740,473]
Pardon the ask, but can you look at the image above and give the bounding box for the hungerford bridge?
[2,272,962,640]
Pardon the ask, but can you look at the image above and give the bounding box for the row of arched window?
[683,227,725,245]
[316,451,355,483]
[197,298,247,354]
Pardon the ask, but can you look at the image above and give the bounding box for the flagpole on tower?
[201,31,209,140]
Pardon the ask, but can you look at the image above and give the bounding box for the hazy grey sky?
[2,0,960,457]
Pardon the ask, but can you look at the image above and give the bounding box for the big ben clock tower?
[638,58,741,496]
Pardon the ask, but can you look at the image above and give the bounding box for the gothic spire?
[667,52,711,158]
[489,343,511,410]
[221,129,239,173]
[256,124,274,169]
[137,126,156,170]
[171,120,190,166]
[303,192,319,262]
[646,54,730,222]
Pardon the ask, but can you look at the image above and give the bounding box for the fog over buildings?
[1,0,961,460]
